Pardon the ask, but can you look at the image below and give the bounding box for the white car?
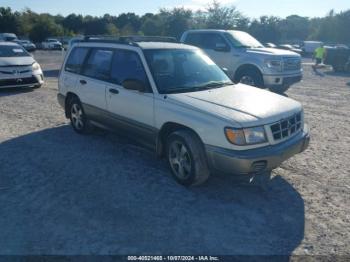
[57,37,310,186]
[301,41,323,55]
[181,30,302,94]
[41,39,62,50]
[0,42,44,89]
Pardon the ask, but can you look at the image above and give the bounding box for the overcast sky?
[1,0,348,18]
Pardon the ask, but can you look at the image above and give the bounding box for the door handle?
[80,79,87,85]
[109,88,119,94]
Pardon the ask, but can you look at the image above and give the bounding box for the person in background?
[313,44,326,68]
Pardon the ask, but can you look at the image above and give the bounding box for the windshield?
[225,31,264,48]
[0,45,30,57]
[144,49,232,94]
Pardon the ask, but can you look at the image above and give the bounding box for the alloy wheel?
[71,103,84,130]
[168,141,192,180]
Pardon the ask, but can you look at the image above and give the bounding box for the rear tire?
[333,63,345,72]
[68,97,91,134]
[166,130,210,186]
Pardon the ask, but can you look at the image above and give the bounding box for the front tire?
[166,130,210,186]
[235,68,264,88]
[68,97,90,134]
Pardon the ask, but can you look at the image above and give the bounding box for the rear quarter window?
[65,47,89,74]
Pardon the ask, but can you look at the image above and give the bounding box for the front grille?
[0,66,31,75]
[270,112,302,141]
[0,69,31,75]
[0,76,38,87]
[283,58,301,71]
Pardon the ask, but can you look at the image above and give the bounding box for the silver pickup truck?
[181,29,302,93]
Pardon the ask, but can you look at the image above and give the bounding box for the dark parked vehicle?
[324,45,350,72]
[278,44,302,55]
[14,40,36,52]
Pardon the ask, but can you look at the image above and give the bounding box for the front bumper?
[0,74,44,89]
[263,73,302,88]
[205,127,310,175]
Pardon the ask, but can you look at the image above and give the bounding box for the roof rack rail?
[120,35,178,43]
[81,35,178,46]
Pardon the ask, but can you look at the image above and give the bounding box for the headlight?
[32,62,41,71]
[225,126,267,145]
[265,59,282,71]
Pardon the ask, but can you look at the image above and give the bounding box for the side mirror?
[214,43,230,52]
[122,79,146,92]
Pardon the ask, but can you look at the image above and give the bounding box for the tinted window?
[0,45,30,57]
[65,47,89,74]
[110,50,149,89]
[185,33,201,47]
[185,33,228,50]
[83,49,113,80]
[200,33,228,50]
[224,31,263,48]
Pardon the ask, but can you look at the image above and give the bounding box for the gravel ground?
[0,51,349,256]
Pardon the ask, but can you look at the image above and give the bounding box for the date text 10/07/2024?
[127,256,220,261]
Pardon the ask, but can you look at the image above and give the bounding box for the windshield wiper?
[162,86,196,94]
[162,81,232,94]
[194,81,233,90]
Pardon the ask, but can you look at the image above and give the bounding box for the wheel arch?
[64,92,79,118]
[156,122,205,157]
[234,63,264,84]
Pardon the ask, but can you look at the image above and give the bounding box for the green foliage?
[0,3,349,45]
[204,0,247,30]
[159,8,193,38]
[29,15,64,42]
[141,17,163,36]
[0,7,20,34]
[249,16,282,43]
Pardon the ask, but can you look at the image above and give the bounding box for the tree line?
[1,1,349,44]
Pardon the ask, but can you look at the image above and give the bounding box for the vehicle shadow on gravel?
[0,87,34,97]
[0,125,304,256]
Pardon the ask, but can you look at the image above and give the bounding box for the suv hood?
[0,56,35,66]
[168,84,302,127]
[247,47,300,56]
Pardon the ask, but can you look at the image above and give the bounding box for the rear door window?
[82,49,113,81]
[65,47,89,74]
